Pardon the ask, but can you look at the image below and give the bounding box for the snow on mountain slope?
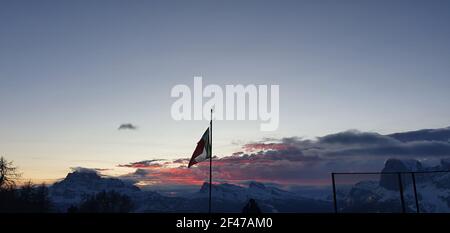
[51,171,140,198]
[191,181,305,202]
[188,181,332,213]
[50,170,142,211]
[339,158,450,213]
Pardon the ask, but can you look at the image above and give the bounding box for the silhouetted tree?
[34,183,52,211]
[21,182,51,212]
[0,187,17,212]
[0,156,20,190]
[75,190,134,213]
[0,157,52,212]
[6,182,52,212]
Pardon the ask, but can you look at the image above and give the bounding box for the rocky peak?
[64,171,101,181]
[379,159,423,190]
[381,158,422,173]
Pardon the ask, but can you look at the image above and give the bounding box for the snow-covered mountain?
[49,157,450,213]
[49,171,332,213]
[190,182,332,213]
[51,171,140,198]
[50,170,143,211]
[338,158,450,213]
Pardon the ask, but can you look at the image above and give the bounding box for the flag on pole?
[187,110,213,213]
[188,127,211,168]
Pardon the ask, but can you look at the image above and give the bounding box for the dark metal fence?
[331,171,450,213]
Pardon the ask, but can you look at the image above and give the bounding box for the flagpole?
[209,109,213,214]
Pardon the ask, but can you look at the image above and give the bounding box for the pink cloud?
[120,144,324,187]
[242,143,291,152]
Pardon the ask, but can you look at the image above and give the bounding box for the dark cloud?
[118,123,137,130]
[388,127,450,142]
[325,140,450,157]
[319,130,399,145]
[133,168,151,177]
[275,130,450,159]
[118,159,165,168]
[172,158,190,164]
[232,151,244,156]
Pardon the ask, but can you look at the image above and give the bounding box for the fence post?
[331,173,338,213]
[397,172,406,213]
[411,172,420,213]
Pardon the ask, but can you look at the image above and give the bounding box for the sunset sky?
[1,0,450,187]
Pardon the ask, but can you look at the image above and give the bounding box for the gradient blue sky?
[1,0,450,182]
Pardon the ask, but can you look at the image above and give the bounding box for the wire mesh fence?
[332,171,450,213]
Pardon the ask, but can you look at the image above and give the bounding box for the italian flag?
[188,127,211,168]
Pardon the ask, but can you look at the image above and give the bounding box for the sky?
[1,0,450,186]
